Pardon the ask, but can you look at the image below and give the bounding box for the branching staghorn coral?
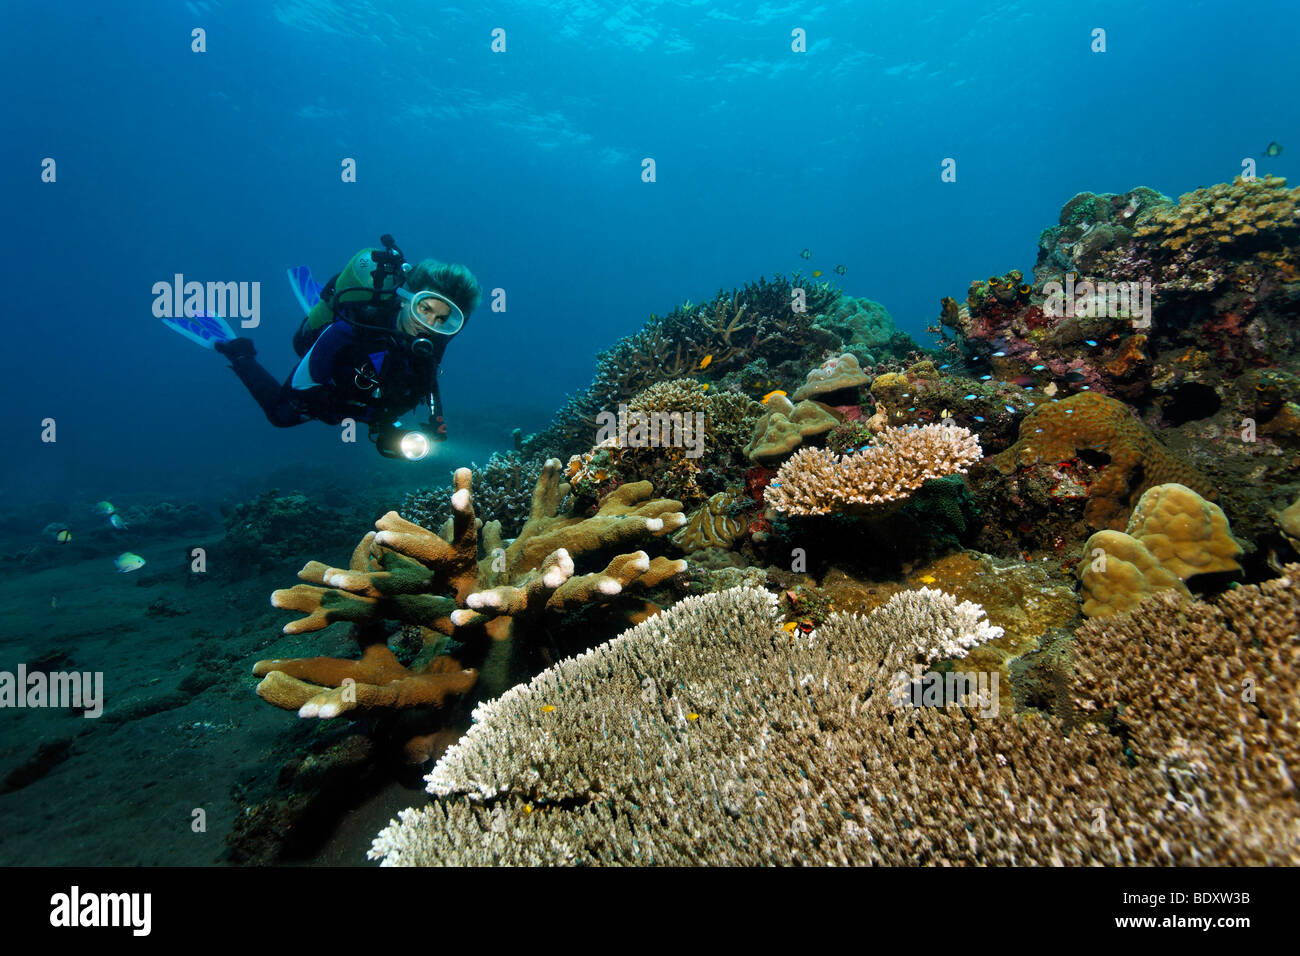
[765,423,982,516]
[253,461,689,720]
[370,571,1300,866]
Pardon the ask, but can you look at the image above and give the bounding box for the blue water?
[3,0,1294,503]
[0,0,1296,866]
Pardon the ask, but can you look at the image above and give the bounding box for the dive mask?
[396,287,465,337]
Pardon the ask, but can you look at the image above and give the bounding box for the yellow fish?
[698,354,713,370]
[812,270,822,277]
[541,704,556,713]
[761,389,788,404]
[686,713,700,721]
[918,575,937,584]
[781,621,799,633]
[701,384,710,391]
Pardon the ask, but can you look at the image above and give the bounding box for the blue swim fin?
[287,265,325,316]
[161,311,237,349]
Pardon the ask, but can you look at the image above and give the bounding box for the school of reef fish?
[244,175,1300,865]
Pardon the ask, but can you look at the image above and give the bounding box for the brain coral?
[672,491,747,552]
[992,392,1211,529]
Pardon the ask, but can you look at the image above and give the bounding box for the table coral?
[992,393,1211,529]
[371,571,1300,865]
[765,423,982,516]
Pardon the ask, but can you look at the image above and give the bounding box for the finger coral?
[765,423,982,516]
[254,461,689,718]
[370,571,1300,865]
[992,392,1211,529]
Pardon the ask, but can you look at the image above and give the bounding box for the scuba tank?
[300,235,410,341]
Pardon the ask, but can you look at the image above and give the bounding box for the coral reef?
[371,572,1300,865]
[765,423,981,516]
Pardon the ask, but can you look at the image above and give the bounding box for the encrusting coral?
[765,423,981,516]
[791,352,871,402]
[253,461,689,719]
[1079,483,1243,617]
[992,392,1211,529]
[370,570,1300,865]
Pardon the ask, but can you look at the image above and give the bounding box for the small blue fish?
[939,364,950,370]
[908,407,916,412]
[1035,428,1044,433]
[973,415,985,422]
[1081,385,1091,390]
[770,481,782,487]
[1024,385,1034,390]
[1084,339,1098,347]
[980,375,992,381]
[963,394,976,400]
[1032,364,1046,371]
[1005,405,1017,413]
[992,351,1006,357]
[1065,408,1075,414]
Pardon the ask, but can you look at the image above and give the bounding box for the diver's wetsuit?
[221,319,452,434]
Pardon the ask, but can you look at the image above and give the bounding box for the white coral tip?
[451,488,471,512]
[450,609,475,626]
[644,517,664,532]
[598,577,623,595]
[543,568,569,589]
[298,702,321,718]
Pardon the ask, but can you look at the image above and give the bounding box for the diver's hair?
[406,259,483,318]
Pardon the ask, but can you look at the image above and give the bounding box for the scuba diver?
[164,236,481,460]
